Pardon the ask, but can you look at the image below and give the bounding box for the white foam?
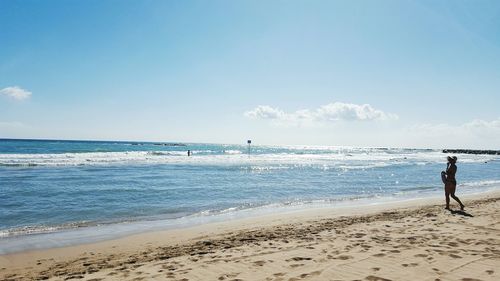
[459,180,500,188]
[0,148,497,167]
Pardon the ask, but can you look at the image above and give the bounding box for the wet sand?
[1,191,499,281]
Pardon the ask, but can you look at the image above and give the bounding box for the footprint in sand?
[365,275,392,281]
[432,268,442,274]
[336,255,353,260]
[485,270,494,275]
[218,273,240,280]
[286,257,312,262]
[372,253,385,257]
[253,260,266,266]
[299,270,322,278]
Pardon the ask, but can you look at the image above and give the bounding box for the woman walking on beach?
[443,156,465,210]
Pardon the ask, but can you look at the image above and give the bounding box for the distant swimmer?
[442,156,464,210]
[187,150,191,156]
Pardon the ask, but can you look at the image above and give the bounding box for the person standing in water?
[443,156,465,210]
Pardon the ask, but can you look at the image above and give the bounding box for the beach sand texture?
[1,195,499,281]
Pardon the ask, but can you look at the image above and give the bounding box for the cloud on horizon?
[407,118,500,148]
[244,102,398,126]
[0,121,26,128]
[411,118,500,134]
[0,86,32,101]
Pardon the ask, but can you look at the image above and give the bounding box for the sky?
[1,0,499,149]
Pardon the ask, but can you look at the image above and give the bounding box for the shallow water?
[1,139,499,250]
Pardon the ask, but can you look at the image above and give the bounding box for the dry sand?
[1,192,499,281]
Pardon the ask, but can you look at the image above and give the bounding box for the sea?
[1,139,499,254]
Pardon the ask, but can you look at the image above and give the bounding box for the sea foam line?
[0,150,496,167]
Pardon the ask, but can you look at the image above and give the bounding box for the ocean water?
[1,139,499,253]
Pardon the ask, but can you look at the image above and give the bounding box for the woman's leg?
[445,191,450,209]
[448,183,464,210]
[445,183,451,209]
[450,192,465,210]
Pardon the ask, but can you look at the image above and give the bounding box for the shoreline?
[1,186,498,255]
[1,189,499,280]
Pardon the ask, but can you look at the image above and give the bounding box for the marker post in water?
[247,140,251,155]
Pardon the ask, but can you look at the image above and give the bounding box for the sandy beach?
[3,1,500,280]
[1,191,499,281]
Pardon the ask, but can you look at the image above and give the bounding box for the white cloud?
[0,121,25,128]
[408,118,500,148]
[412,118,500,134]
[315,102,398,121]
[0,86,32,101]
[462,118,500,131]
[244,102,398,126]
[244,105,286,120]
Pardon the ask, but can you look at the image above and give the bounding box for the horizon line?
[1,137,494,151]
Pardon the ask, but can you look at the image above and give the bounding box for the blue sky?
[1,0,499,148]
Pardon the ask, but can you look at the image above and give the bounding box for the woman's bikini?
[446,164,457,184]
